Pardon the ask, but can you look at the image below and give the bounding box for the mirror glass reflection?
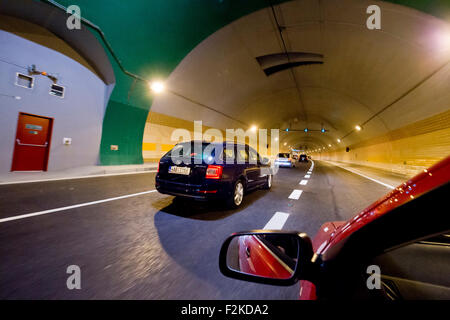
[226,234,299,279]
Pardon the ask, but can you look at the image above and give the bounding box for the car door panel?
[373,241,450,299]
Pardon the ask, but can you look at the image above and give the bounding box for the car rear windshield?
[164,142,217,160]
[163,142,254,164]
[278,153,290,158]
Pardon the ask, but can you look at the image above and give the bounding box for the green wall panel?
[99,99,149,165]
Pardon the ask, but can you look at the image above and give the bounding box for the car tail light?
[206,165,223,179]
[198,190,218,194]
[157,162,160,173]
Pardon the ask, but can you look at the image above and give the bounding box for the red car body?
[299,156,450,300]
[238,235,293,279]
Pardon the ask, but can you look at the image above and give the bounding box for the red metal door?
[11,113,52,171]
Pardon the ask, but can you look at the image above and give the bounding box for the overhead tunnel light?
[337,139,341,143]
[355,125,362,131]
[149,81,165,94]
[250,125,258,132]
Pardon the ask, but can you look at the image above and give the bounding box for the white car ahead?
[274,153,295,168]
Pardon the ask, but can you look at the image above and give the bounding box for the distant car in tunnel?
[299,154,308,162]
[220,156,450,300]
[274,153,295,168]
[155,141,273,208]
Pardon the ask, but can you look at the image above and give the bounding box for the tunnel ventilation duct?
[256,52,323,76]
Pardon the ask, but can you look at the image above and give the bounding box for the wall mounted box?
[15,73,34,89]
[50,84,65,98]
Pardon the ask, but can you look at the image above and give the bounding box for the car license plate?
[169,166,191,175]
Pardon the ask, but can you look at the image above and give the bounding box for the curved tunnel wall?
[18,0,448,171]
[145,0,450,174]
[314,109,450,176]
[51,0,290,165]
[46,0,450,167]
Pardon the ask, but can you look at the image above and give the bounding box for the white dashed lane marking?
[263,212,290,230]
[288,189,303,200]
[264,160,315,230]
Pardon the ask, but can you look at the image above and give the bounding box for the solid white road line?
[0,170,158,186]
[324,161,395,189]
[0,190,157,223]
[304,174,311,178]
[263,212,290,230]
[288,189,303,200]
[299,180,308,185]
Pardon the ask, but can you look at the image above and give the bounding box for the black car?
[299,154,308,162]
[155,141,273,208]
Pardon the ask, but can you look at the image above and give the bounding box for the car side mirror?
[219,231,314,286]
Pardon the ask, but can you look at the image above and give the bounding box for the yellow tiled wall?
[316,110,450,177]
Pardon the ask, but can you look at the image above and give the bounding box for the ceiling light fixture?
[149,81,165,94]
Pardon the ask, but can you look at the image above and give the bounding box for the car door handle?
[16,139,48,147]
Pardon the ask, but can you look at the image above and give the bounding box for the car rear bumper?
[275,161,293,167]
[155,177,231,200]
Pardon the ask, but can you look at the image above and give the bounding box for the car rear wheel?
[227,180,244,209]
[263,174,272,189]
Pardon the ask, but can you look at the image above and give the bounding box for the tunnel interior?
[0,0,449,302]
[1,0,449,174]
[146,0,450,176]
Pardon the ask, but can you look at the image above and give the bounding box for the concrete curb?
[0,164,158,185]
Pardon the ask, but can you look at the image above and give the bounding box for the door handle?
[16,139,48,147]
[245,246,251,258]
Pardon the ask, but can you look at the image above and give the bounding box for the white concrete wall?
[0,30,108,172]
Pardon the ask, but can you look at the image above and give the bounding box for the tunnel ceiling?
[39,0,450,158]
[150,0,450,150]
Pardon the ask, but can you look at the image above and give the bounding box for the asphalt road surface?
[0,160,399,299]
